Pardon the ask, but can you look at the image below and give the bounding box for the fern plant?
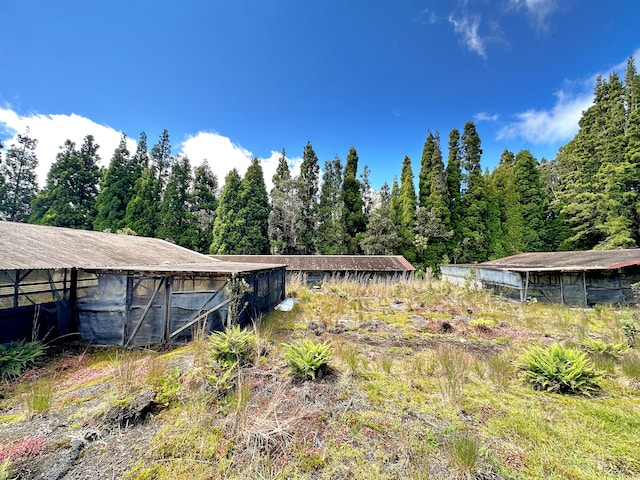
[0,340,47,381]
[282,339,332,380]
[208,325,256,368]
[579,337,628,358]
[516,343,602,395]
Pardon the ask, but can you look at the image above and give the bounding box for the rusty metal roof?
[210,255,415,272]
[476,250,640,272]
[0,221,284,274]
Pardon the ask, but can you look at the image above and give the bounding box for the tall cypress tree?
[398,155,417,262]
[341,147,366,253]
[31,136,101,229]
[514,149,544,251]
[237,158,271,254]
[192,160,219,253]
[418,131,437,208]
[445,129,463,262]
[210,169,243,254]
[295,141,320,254]
[268,148,298,254]
[0,130,39,222]
[317,156,345,254]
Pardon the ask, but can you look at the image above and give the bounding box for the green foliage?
[295,141,320,254]
[208,325,256,368]
[23,379,54,416]
[447,430,483,477]
[621,314,638,348]
[579,336,628,358]
[317,156,345,254]
[153,367,182,407]
[236,157,271,254]
[192,160,219,253]
[0,340,47,381]
[282,339,332,380]
[0,130,39,222]
[621,350,640,380]
[360,182,401,255]
[341,147,366,254]
[397,155,417,262]
[516,343,602,395]
[0,459,10,480]
[210,168,243,254]
[268,148,298,254]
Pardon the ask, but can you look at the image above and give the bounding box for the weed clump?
[283,339,332,380]
[209,325,256,368]
[517,343,602,395]
[0,340,47,381]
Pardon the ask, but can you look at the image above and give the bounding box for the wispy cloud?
[508,0,558,31]
[474,112,499,122]
[414,8,438,25]
[448,14,486,59]
[497,88,592,145]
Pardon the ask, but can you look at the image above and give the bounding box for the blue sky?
[1,0,639,191]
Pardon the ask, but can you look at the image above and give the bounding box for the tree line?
[1,57,639,272]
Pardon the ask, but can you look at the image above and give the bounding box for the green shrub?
[579,337,628,358]
[282,339,332,380]
[516,343,602,395]
[621,315,638,348]
[0,340,47,381]
[209,325,256,368]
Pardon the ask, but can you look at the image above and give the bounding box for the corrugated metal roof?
[0,221,284,274]
[210,255,415,272]
[475,250,640,272]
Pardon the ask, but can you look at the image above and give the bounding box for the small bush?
[282,339,332,380]
[579,337,628,358]
[209,325,256,368]
[516,343,602,395]
[0,340,47,381]
[621,315,638,348]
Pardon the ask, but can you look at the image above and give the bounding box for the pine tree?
[268,148,298,254]
[210,169,244,254]
[31,136,101,229]
[360,182,401,254]
[236,158,270,254]
[418,131,437,208]
[157,155,199,248]
[445,129,463,262]
[192,160,219,253]
[360,164,373,222]
[341,147,366,253]
[151,129,172,191]
[93,134,143,232]
[514,149,544,251]
[295,141,320,254]
[0,130,39,222]
[317,156,345,254]
[459,121,487,262]
[123,165,161,237]
[398,155,417,262]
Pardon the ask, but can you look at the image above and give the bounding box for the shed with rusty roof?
[0,222,286,345]
[210,255,415,285]
[440,250,640,306]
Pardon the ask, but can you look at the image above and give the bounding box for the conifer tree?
[192,160,219,253]
[445,129,463,261]
[514,149,544,251]
[157,155,199,248]
[124,165,161,237]
[0,130,39,222]
[317,156,345,254]
[398,155,417,262]
[31,136,101,229]
[236,158,270,254]
[341,147,366,253]
[210,169,243,254]
[268,149,297,254]
[360,182,401,254]
[418,131,437,208]
[295,142,320,254]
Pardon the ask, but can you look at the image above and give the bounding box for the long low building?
[210,254,415,285]
[441,250,640,306]
[0,222,285,345]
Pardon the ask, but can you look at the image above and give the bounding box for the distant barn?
[210,255,415,285]
[441,250,640,306]
[0,222,285,345]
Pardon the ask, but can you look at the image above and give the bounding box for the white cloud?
[508,0,557,31]
[0,106,134,187]
[414,8,437,25]
[497,88,592,144]
[448,14,486,59]
[179,131,302,192]
[474,112,499,122]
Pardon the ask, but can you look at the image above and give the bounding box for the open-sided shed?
[440,250,640,306]
[0,222,285,345]
[210,255,415,285]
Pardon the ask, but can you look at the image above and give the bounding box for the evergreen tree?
[268,148,298,254]
[514,149,544,251]
[192,160,219,253]
[295,141,320,254]
[390,175,400,226]
[445,129,463,262]
[341,147,366,253]
[151,129,172,191]
[157,155,199,248]
[31,136,101,229]
[418,131,437,208]
[398,155,417,262]
[236,158,270,254]
[360,182,401,254]
[123,164,161,237]
[360,164,374,222]
[317,156,345,254]
[210,169,243,254]
[0,130,39,222]
[459,121,487,262]
[93,134,143,232]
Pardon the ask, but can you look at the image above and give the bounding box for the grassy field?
[1,276,639,479]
